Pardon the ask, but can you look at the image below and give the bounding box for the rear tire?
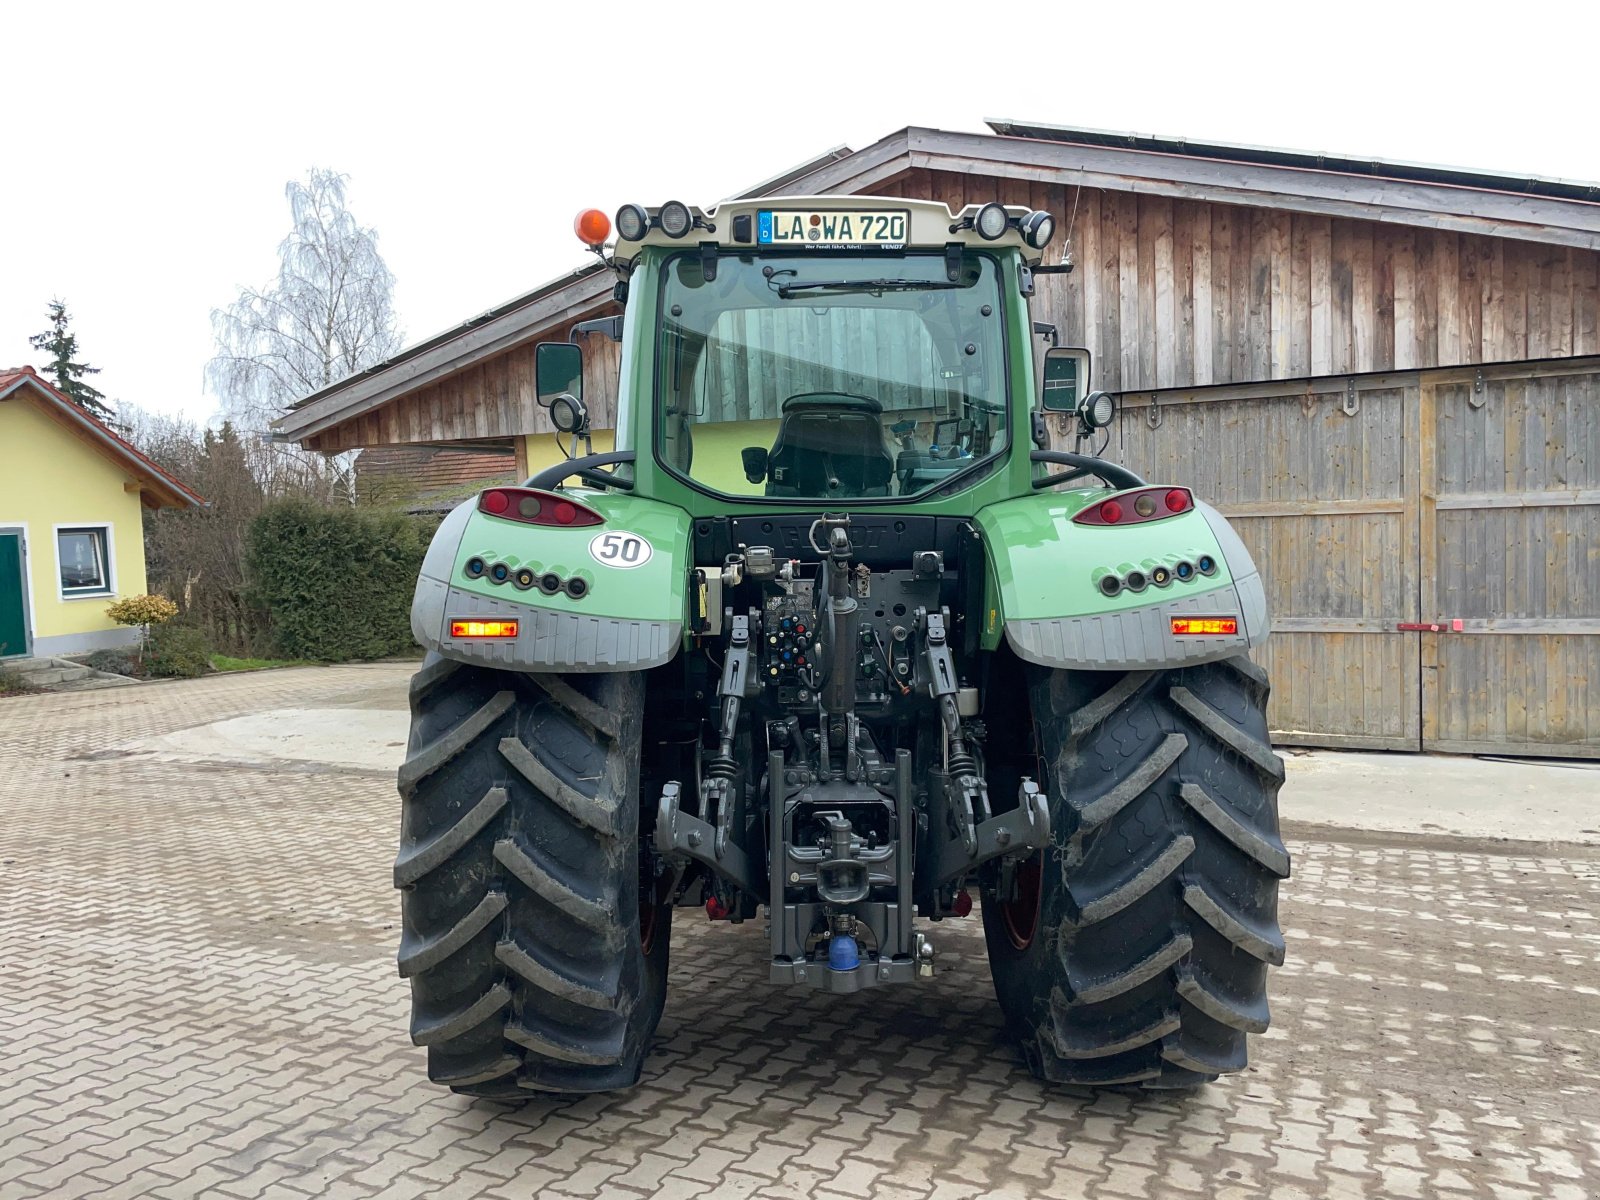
[982,655,1288,1089]
[395,653,670,1097]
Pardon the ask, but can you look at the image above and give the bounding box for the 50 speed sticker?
[588,530,653,569]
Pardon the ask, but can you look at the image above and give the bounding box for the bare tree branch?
[206,169,401,501]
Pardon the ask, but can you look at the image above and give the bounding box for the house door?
[0,530,30,659]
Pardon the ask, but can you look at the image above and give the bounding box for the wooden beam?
[1213,499,1408,518]
[1435,487,1600,510]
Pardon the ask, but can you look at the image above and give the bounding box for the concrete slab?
[1280,748,1600,845]
[111,672,1600,847]
[130,707,409,774]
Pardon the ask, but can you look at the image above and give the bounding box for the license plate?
[758,209,908,249]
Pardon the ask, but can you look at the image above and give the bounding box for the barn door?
[1114,380,1423,750]
[1419,368,1600,757]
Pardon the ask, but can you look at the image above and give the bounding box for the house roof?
[0,367,206,509]
[274,121,1600,447]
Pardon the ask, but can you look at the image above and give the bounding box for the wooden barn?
[275,121,1600,758]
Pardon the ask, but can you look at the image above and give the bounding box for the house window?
[58,526,111,596]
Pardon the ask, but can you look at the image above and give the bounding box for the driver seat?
[764,393,894,498]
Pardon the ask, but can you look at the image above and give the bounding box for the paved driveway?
[1,666,1597,1199]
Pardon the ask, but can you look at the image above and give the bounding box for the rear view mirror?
[1041,347,1090,412]
[741,446,769,483]
[535,342,584,406]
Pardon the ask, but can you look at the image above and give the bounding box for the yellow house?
[0,366,203,659]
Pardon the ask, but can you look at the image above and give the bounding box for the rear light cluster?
[1096,554,1217,598]
[463,555,590,600]
[1074,487,1193,527]
[478,487,604,528]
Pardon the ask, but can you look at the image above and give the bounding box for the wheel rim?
[999,852,1043,950]
[639,890,658,954]
[638,868,665,955]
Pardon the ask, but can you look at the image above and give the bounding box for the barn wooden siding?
[306,327,624,454]
[306,170,1600,454]
[866,170,1600,392]
[1111,357,1600,758]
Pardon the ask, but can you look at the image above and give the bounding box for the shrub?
[246,500,428,662]
[106,594,179,628]
[86,648,141,677]
[143,625,211,678]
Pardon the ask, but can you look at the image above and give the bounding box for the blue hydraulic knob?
[827,934,860,971]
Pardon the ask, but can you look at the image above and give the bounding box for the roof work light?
[658,201,693,239]
[1020,210,1055,249]
[974,202,1009,240]
[615,203,649,241]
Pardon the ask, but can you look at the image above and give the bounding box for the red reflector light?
[450,619,519,638]
[1074,486,1195,527]
[478,488,604,527]
[1171,616,1238,636]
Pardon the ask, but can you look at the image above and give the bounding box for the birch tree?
[207,169,401,494]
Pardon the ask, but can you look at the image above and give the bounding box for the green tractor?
[394,196,1288,1097]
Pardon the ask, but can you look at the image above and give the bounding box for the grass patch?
[0,664,37,696]
[208,654,313,673]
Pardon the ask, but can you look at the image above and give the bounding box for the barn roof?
[274,122,1600,446]
[983,119,1600,206]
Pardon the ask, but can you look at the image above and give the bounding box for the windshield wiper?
[773,277,962,299]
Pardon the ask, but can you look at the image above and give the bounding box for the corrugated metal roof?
[985,119,1600,206]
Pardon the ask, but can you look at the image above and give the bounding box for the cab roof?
[610,194,1043,266]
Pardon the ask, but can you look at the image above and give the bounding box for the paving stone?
[1,664,1597,1200]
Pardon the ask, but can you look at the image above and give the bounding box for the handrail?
[1029,450,1148,491]
[526,450,637,491]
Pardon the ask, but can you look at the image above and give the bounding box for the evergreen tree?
[28,300,118,423]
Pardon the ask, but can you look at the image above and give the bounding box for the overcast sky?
[4,1,1597,425]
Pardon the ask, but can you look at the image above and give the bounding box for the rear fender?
[974,489,1268,671]
[412,490,691,671]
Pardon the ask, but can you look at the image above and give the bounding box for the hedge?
[247,500,428,662]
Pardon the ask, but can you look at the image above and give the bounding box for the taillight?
[1073,487,1194,527]
[450,619,519,638]
[478,487,604,527]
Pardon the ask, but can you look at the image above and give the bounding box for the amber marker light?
[450,619,520,638]
[574,208,612,247]
[1171,616,1239,636]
